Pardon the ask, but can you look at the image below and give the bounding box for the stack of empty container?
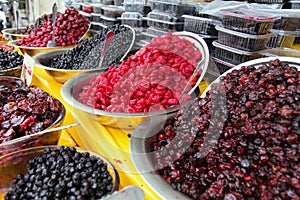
[212,9,277,74]
[90,0,125,31]
[119,0,151,48]
[182,13,222,53]
[141,0,196,44]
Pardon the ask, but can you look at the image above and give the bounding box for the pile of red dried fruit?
[15,13,54,35]
[0,83,64,144]
[17,8,89,47]
[150,59,300,199]
[76,32,203,113]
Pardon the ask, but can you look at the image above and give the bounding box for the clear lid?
[147,11,183,22]
[212,41,260,55]
[120,12,143,19]
[256,9,300,18]
[211,56,236,68]
[123,0,148,3]
[90,3,104,8]
[270,29,300,36]
[144,17,184,25]
[149,0,192,4]
[260,47,300,58]
[101,5,125,12]
[182,14,222,25]
[91,13,102,17]
[221,8,279,22]
[215,25,275,39]
[101,15,120,21]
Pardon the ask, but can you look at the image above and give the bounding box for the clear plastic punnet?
[146,11,183,23]
[267,29,300,48]
[221,9,278,35]
[212,41,262,65]
[119,12,147,27]
[260,47,300,58]
[123,3,151,15]
[216,25,273,51]
[144,17,184,31]
[148,0,196,16]
[183,15,221,36]
[211,56,236,74]
[101,5,125,18]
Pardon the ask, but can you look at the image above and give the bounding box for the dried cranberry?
[148,59,300,199]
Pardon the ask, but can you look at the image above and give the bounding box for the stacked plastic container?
[257,9,300,49]
[141,0,196,44]
[182,13,222,53]
[119,0,150,28]
[90,1,125,31]
[213,9,277,73]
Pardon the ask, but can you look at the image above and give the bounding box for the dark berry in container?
[221,9,277,35]
[216,25,273,51]
[2,146,119,199]
[212,41,262,65]
[0,49,23,77]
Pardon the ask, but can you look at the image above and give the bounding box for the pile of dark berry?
[0,84,64,144]
[76,32,203,113]
[150,59,300,199]
[15,13,54,35]
[49,24,133,70]
[0,49,23,70]
[17,8,89,47]
[5,146,114,200]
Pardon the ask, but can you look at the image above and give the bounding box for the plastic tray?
[221,9,278,35]
[124,3,151,15]
[91,13,103,23]
[260,47,300,58]
[145,17,184,31]
[146,26,170,36]
[282,1,300,9]
[101,15,121,26]
[267,29,300,48]
[216,25,273,51]
[124,0,147,3]
[211,56,236,74]
[183,15,221,35]
[256,9,300,31]
[146,11,183,23]
[247,0,288,3]
[101,0,114,5]
[101,5,125,18]
[212,41,262,65]
[119,12,147,27]
[93,4,103,14]
[149,0,196,16]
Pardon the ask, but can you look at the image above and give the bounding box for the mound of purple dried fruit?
[0,83,64,144]
[150,59,300,199]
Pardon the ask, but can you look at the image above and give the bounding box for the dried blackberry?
[5,146,114,200]
[0,49,23,70]
[49,24,133,70]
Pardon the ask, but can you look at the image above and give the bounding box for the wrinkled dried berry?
[77,32,203,113]
[49,24,133,70]
[0,49,23,71]
[150,59,300,199]
[17,8,89,47]
[5,146,114,200]
[0,82,63,144]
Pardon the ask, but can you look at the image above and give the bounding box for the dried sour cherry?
[5,146,114,200]
[150,59,300,199]
[77,32,203,113]
[0,85,63,144]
